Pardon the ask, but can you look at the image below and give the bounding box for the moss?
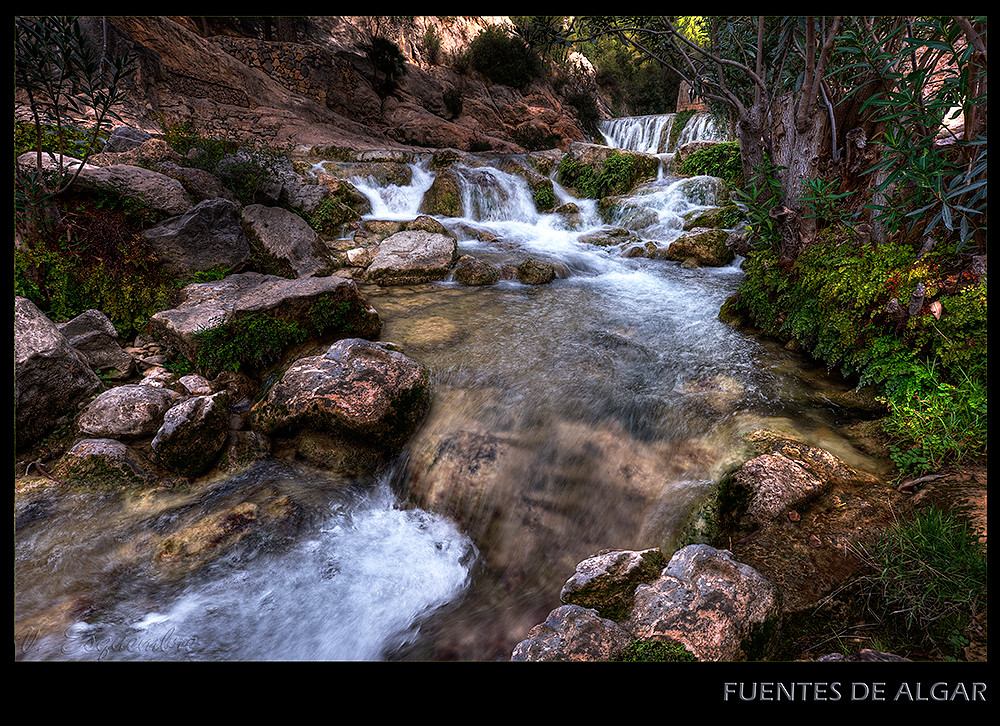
[615,639,698,662]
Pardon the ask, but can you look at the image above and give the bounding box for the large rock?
[151,392,231,477]
[657,227,734,267]
[510,605,634,662]
[50,438,157,487]
[143,198,252,275]
[16,153,193,218]
[57,309,136,380]
[453,254,500,286]
[622,544,783,661]
[76,385,182,440]
[252,338,431,450]
[365,229,459,285]
[147,272,382,366]
[14,297,103,451]
[559,548,666,621]
[241,203,336,278]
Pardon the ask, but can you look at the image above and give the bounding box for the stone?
[365,229,459,285]
[453,254,500,286]
[658,227,734,267]
[251,338,431,449]
[144,198,251,275]
[77,385,182,440]
[57,309,136,379]
[515,258,557,285]
[241,203,335,278]
[510,605,634,662]
[560,548,666,621]
[151,392,231,477]
[622,544,783,661]
[51,438,155,487]
[15,297,103,451]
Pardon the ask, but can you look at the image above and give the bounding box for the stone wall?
[213,37,332,107]
[676,81,707,112]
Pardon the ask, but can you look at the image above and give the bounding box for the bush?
[466,26,542,90]
[679,141,743,188]
[558,151,657,199]
[856,507,986,659]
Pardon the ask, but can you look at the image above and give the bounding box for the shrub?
[558,151,657,199]
[679,141,743,188]
[443,88,464,119]
[466,26,542,90]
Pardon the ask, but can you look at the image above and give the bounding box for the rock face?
[252,338,432,449]
[14,297,103,451]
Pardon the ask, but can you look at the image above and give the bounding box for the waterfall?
[350,162,436,220]
[600,112,727,155]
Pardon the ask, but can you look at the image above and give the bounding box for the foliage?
[361,35,407,98]
[678,141,743,188]
[856,507,986,659]
[466,26,542,90]
[583,38,679,116]
[558,151,656,199]
[420,26,442,65]
[615,639,698,662]
[443,88,464,119]
[161,119,289,205]
[509,16,573,63]
[732,159,785,251]
[564,90,601,137]
[836,16,988,252]
[15,16,135,233]
[14,192,173,338]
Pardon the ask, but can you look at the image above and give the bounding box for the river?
[14,114,874,661]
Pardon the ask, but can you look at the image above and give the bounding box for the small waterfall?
[454,165,539,224]
[351,162,436,220]
[600,112,726,155]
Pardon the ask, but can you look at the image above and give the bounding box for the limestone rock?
[57,309,136,380]
[15,297,103,451]
[77,385,182,440]
[151,392,231,477]
[241,203,335,278]
[365,229,460,285]
[510,605,634,662]
[453,254,500,286]
[51,438,156,487]
[560,548,666,621]
[622,544,783,661]
[658,227,734,267]
[143,198,251,276]
[515,258,557,285]
[251,338,431,449]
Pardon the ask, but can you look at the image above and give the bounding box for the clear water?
[15,114,875,661]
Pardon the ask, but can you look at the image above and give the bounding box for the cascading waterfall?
[600,111,727,155]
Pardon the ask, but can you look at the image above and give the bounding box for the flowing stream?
[15,113,877,662]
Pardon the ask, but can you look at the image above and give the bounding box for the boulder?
[15,297,103,451]
[510,605,634,662]
[16,153,193,218]
[57,309,136,380]
[418,168,463,217]
[77,385,182,440]
[101,126,153,154]
[148,272,381,367]
[559,548,666,621]
[515,258,557,285]
[143,198,251,275]
[453,254,500,286]
[657,227,734,267]
[365,229,460,285]
[251,337,431,450]
[51,438,156,487]
[241,203,336,278]
[622,544,783,661]
[151,392,231,477]
[155,160,240,204]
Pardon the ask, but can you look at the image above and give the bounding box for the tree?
[14,16,135,232]
[573,16,987,259]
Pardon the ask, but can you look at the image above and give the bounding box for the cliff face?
[93,16,603,154]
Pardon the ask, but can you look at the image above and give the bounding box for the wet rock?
[657,227,733,267]
[151,392,231,477]
[365,229,460,285]
[578,227,642,248]
[251,337,431,451]
[560,548,666,621]
[622,544,782,661]
[78,385,182,440]
[510,605,634,662]
[453,254,500,286]
[515,258,557,285]
[15,297,103,451]
[418,167,463,217]
[51,438,157,487]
